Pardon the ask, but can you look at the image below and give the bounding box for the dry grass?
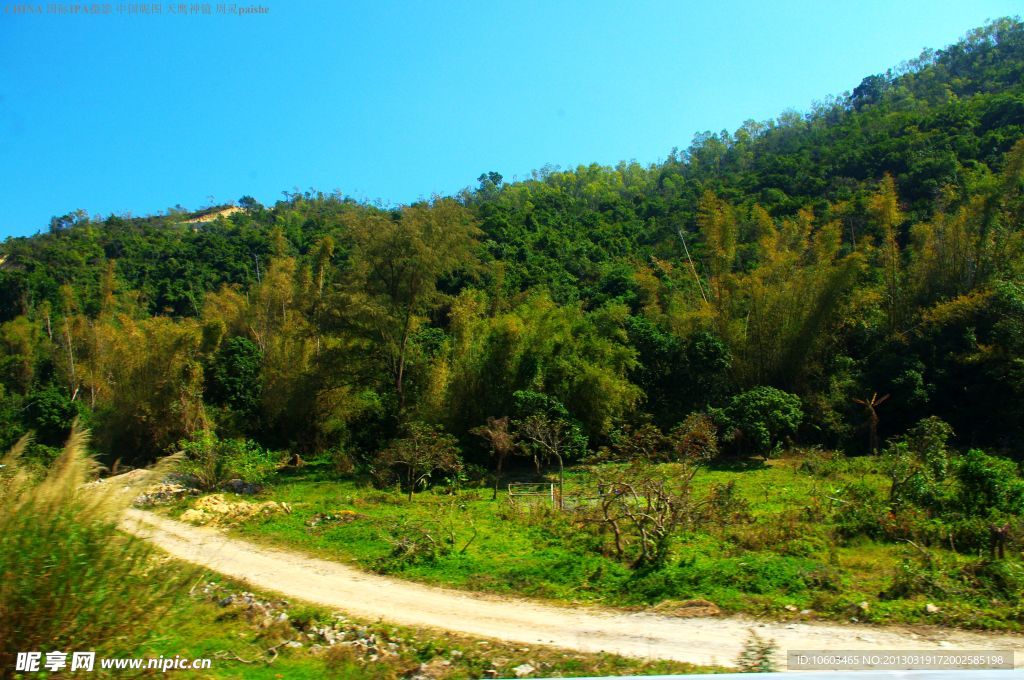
[0,425,188,669]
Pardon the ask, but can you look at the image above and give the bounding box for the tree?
[882,416,953,507]
[25,386,80,447]
[93,316,209,464]
[586,460,704,568]
[444,295,640,440]
[377,422,463,501]
[470,416,515,500]
[852,392,890,454]
[515,413,582,509]
[870,174,904,339]
[697,190,738,326]
[713,387,803,458]
[343,199,480,413]
[206,336,263,419]
[851,74,890,110]
[237,195,263,212]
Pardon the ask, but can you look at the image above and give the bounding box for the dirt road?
[123,509,1022,669]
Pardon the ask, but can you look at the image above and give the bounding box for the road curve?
[123,509,1023,669]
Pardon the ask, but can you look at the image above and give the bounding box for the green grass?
[167,453,1024,631]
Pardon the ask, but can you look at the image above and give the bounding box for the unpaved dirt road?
[124,509,1022,669]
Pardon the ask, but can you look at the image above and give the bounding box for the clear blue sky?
[0,0,1020,238]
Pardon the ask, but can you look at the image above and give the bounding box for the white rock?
[513,664,536,678]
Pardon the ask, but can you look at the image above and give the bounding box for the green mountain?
[2,18,1023,465]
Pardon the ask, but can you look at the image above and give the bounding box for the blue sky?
[0,0,1020,238]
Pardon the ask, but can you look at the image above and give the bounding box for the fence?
[507,482,555,506]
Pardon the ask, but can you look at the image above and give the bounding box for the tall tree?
[342,198,480,413]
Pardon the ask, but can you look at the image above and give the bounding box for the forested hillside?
[2,18,1023,470]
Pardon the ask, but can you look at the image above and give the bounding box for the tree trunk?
[396,309,413,412]
[493,453,505,501]
[556,453,564,510]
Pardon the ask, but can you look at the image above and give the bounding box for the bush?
[374,422,463,500]
[627,554,825,603]
[833,480,887,540]
[701,480,751,527]
[882,416,954,509]
[884,546,1024,602]
[798,448,842,477]
[0,429,187,669]
[178,431,283,489]
[964,559,1024,599]
[25,385,82,447]
[946,516,996,554]
[884,551,943,599]
[736,629,778,673]
[669,413,719,462]
[955,449,1024,517]
[712,387,802,458]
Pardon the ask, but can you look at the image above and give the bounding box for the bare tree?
[587,462,700,568]
[516,414,571,509]
[471,416,515,500]
[853,392,890,454]
[377,422,463,501]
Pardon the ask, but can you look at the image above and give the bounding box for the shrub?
[669,413,719,462]
[606,415,718,464]
[833,480,887,540]
[878,506,944,545]
[712,387,802,458]
[0,428,187,669]
[798,448,842,477]
[585,461,707,568]
[375,501,478,572]
[883,547,945,599]
[964,559,1024,599]
[954,449,1024,517]
[374,422,463,500]
[701,480,751,527]
[884,546,1024,602]
[178,431,283,489]
[204,336,263,417]
[608,423,669,462]
[736,629,778,672]
[882,416,953,509]
[946,516,997,554]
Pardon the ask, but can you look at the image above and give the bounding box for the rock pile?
[305,509,360,528]
[134,481,199,507]
[180,494,290,525]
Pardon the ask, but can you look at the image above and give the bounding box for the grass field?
[167,452,1024,632]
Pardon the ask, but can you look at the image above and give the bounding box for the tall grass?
[0,426,187,670]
